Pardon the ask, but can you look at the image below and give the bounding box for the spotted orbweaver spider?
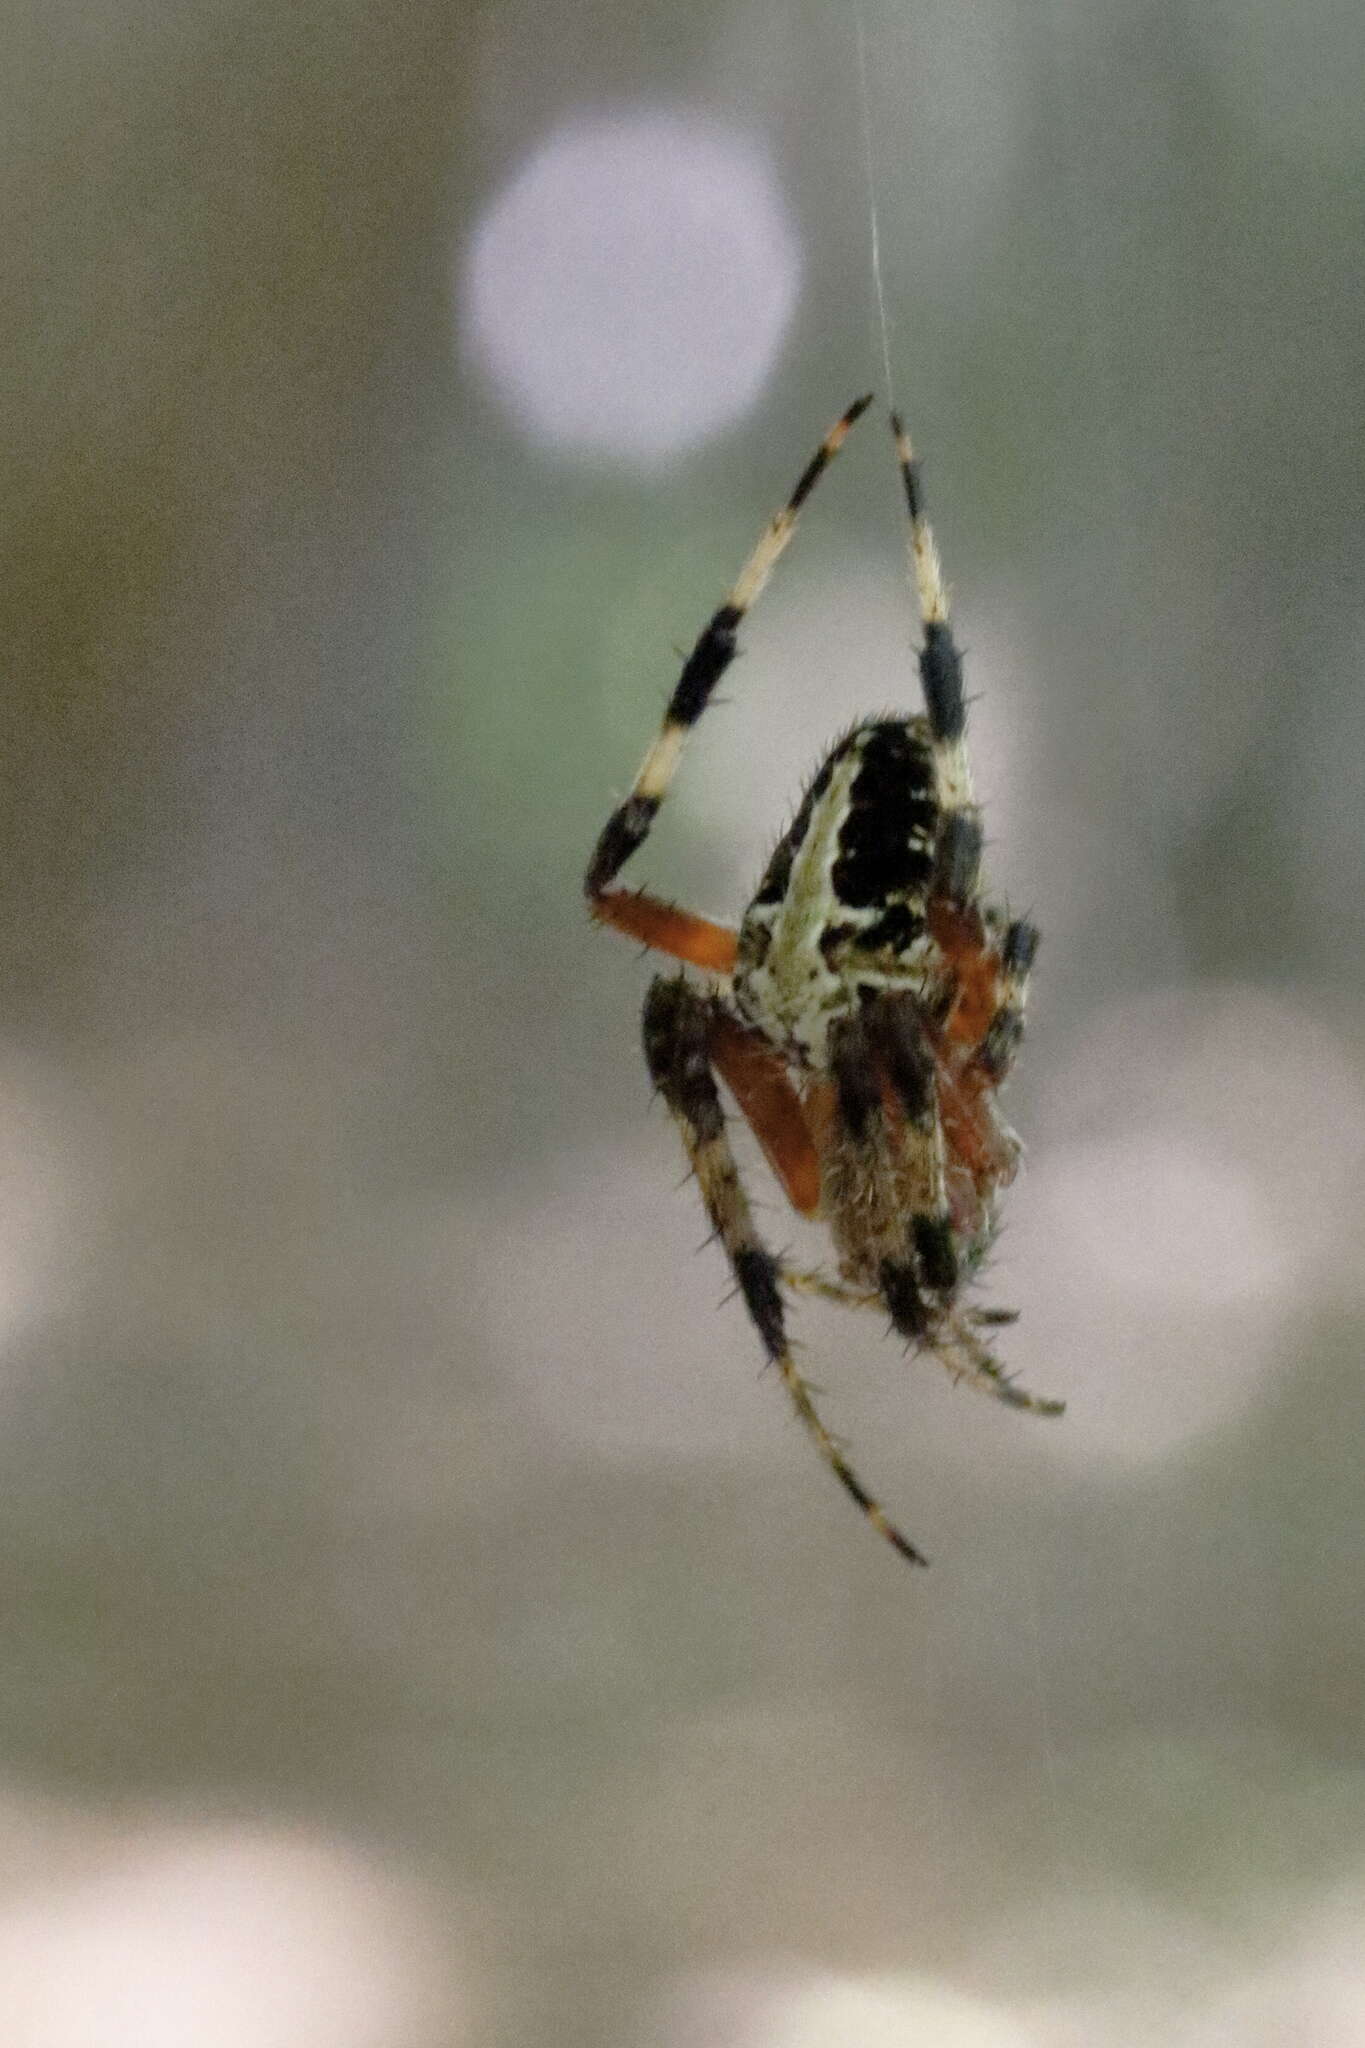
[585,397,1063,1568]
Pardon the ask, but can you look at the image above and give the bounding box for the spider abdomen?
[734,717,942,1063]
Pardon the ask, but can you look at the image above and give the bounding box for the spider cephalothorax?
[585,397,1062,1567]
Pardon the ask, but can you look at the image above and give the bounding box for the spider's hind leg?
[641,973,928,1568]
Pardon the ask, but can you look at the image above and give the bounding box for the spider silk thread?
[854,0,898,412]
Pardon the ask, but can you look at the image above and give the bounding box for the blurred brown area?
[0,0,1363,2041]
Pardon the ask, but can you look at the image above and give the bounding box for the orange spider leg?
[591,889,739,974]
[709,1010,822,1218]
[926,898,999,1046]
[933,1058,1018,1188]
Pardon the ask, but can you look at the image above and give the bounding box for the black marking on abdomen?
[848,721,933,806]
[858,901,925,955]
[818,919,861,967]
[831,724,936,910]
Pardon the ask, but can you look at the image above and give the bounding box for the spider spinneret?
[585,396,1062,1569]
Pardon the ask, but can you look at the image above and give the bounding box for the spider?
[584,396,1063,1568]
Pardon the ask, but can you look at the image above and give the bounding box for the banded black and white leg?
[977,912,1040,1082]
[585,396,873,908]
[641,972,929,1567]
[891,414,983,909]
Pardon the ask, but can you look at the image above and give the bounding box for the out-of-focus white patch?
[996,985,1365,1465]
[1038,985,1365,1286]
[652,1967,1036,2048]
[1187,1875,1365,2046]
[975,1882,1238,2040]
[460,111,801,467]
[1030,1131,1293,1309]
[0,1817,465,2048]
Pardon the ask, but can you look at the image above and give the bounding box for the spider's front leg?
[585,397,872,973]
[640,973,928,1568]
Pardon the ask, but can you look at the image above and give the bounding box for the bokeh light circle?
[461,111,802,467]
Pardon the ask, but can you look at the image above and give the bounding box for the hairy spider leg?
[775,1268,1054,1409]
[585,394,874,934]
[708,1009,822,1218]
[973,914,1039,1083]
[591,893,739,974]
[890,413,983,909]
[938,1309,1066,1415]
[780,1268,883,1311]
[642,973,929,1568]
[659,1003,1055,1418]
[828,996,1065,1416]
[893,416,1042,1167]
[824,999,955,1345]
[778,1267,1019,1330]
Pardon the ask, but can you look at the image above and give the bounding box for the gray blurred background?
[2,0,1364,2041]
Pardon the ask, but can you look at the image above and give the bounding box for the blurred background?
[2,0,1364,2040]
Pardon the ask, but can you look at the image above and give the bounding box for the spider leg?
[889,414,982,909]
[865,988,962,1295]
[779,1267,881,1311]
[708,1008,821,1218]
[827,1002,952,1346]
[591,891,739,974]
[936,1309,1066,1417]
[642,973,928,1568]
[585,395,873,903]
[973,915,1039,1082]
[826,993,1060,1405]
[869,995,1062,1411]
[779,1267,1027,1338]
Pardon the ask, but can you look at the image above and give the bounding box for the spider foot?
[940,1312,1065,1417]
[989,1375,1066,1418]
